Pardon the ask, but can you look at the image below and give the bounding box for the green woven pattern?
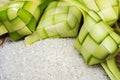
[82,0,119,25]
[74,12,120,65]
[63,0,120,65]
[24,1,82,45]
[0,0,41,40]
[0,0,54,40]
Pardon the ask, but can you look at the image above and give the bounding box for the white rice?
[0,0,109,80]
[0,38,109,80]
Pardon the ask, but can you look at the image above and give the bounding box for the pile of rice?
[0,38,109,80]
[0,0,109,80]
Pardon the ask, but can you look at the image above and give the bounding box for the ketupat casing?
[64,0,120,65]
[24,1,82,45]
[64,0,119,25]
[101,1,120,80]
[81,0,119,25]
[0,0,56,40]
[74,12,120,65]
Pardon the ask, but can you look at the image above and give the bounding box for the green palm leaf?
[64,0,120,65]
[0,0,56,40]
[24,1,82,45]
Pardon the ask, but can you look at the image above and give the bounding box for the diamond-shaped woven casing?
[64,0,120,65]
[74,12,120,65]
[0,0,41,40]
[0,0,55,40]
[82,0,119,25]
[24,1,82,45]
